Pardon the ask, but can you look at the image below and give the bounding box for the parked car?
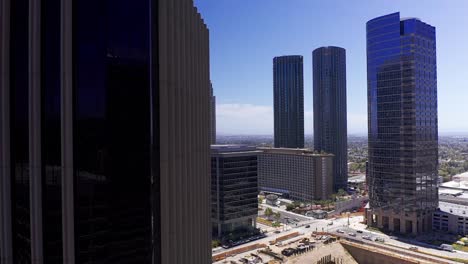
[357,230,363,234]
[336,229,344,234]
[439,244,455,252]
[305,225,310,228]
[348,233,356,237]
[362,235,372,241]
[328,221,334,226]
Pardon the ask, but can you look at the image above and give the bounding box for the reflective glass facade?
[313,47,348,191]
[73,0,152,262]
[211,147,259,238]
[42,0,63,262]
[10,0,31,262]
[0,0,212,262]
[366,13,438,233]
[273,56,304,148]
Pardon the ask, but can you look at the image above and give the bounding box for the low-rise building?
[308,209,328,219]
[433,202,468,235]
[211,145,262,238]
[258,148,334,201]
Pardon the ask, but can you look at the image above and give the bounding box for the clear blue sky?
[194,0,468,135]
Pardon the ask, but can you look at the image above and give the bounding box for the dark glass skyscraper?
[0,0,211,263]
[273,56,304,148]
[313,46,348,191]
[366,13,438,235]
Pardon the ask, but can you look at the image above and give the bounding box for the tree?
[337,188,347,197]
[264,207,273,219]
[258,197,264,204]
[212,240,221,248]
[286,203,296,211]
[274,212,281,222]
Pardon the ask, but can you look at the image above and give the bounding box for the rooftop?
[257,147,333,157]
[438,202,468,217]
[211,144,262,156]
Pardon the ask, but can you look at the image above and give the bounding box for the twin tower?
[273,47,348,191]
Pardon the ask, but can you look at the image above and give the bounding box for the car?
[439,244,455,252]
[362,235,372,241]
[409,246,418,251]
[356,230,363,234]
[348,233,356,237]
[305,225,310,228]
[274,230,281,234]
[336,229,344,234]
[374,237,385,243]
[281,248,296,257]
[328,221,334,225]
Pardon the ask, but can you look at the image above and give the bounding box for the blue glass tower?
[366,13,438,235]
[273,56,304,148]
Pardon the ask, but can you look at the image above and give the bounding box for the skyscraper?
[313,46,348,191]
[0,0,211,263]
[273,56,304,148]
[366,13,438,235]
[211,82,216,144]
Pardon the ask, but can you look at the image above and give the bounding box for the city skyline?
[195,0,468,135]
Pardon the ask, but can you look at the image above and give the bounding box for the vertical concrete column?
[0,0,13,262]
[412,220,417,235]
[366,211,373,227]
[157,0,169,261]
[377,214,383,229]
[389,216,394,232]
[28,0,43,262]
[60,0,75,262]
[400,219,406,234]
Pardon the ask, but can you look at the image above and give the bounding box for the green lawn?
[453,243,468,252]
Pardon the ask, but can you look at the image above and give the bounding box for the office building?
[273,56,304,148]
[0,0,211,263]
[211,145,261,238]
[433,202,468,236]
[211,82,216,144]
[313,46,348,191]
[258,148,333,201]
[366,12,438,235]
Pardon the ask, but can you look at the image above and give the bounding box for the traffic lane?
[331,226,468,260]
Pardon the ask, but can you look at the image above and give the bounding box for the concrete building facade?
[0,0,211,263]
[211,145,261,238]
[433,202,468,236]
[313,46,348,191]
[258,148,334,201]
[366,13,438,235]
[273,56,304,148]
